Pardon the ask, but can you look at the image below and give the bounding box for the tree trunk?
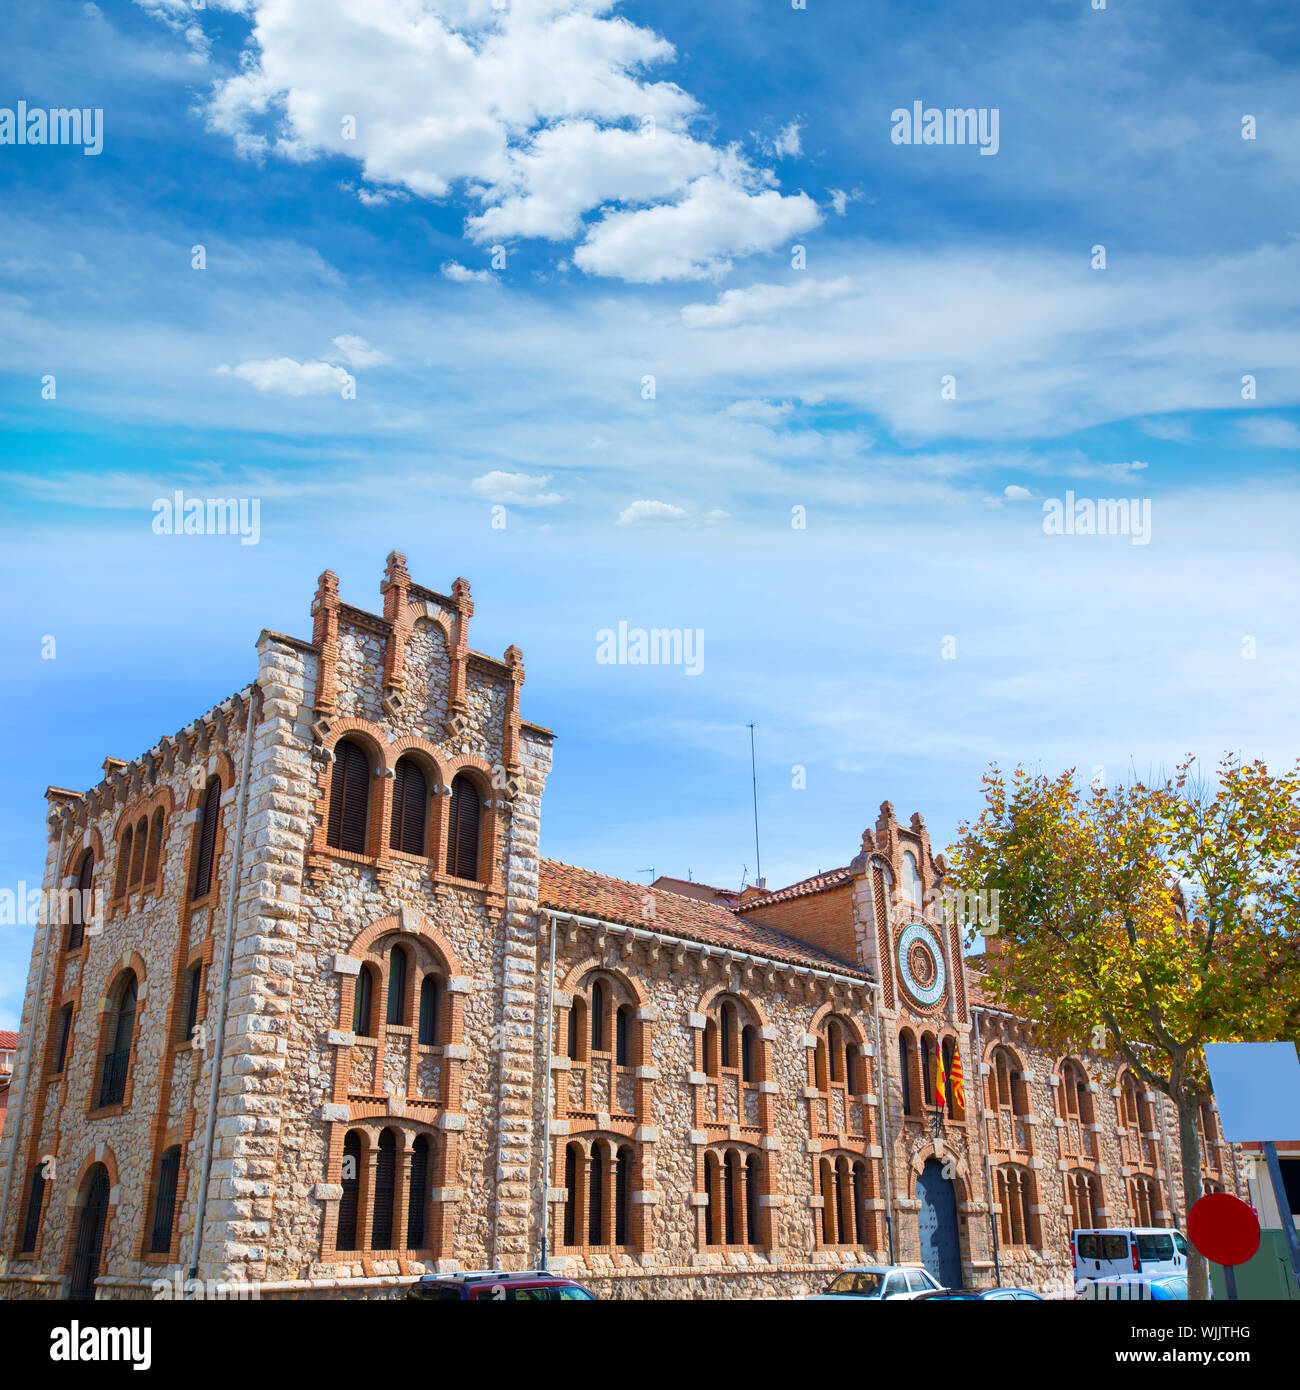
[1176,1097,1209,1300]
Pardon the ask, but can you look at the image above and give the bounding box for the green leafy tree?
[948,755,1300,1300]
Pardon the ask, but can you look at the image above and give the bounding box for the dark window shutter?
[372,1130,397,1248]
[145,809,164,883]
[406,1136,429,1249]
[337,1132,362,1250]
[99,973,136,1106]
[53,1005,73,1074]
[390,758,427,855]
[129,817,147,885]
[180,963,202,1041]
[591,982,604,1052]
[328,742,371,854]
[445,774,480,880]
[746,1155,761,1246]
[353,967,373,1037]
[191,778,222,900]
[21,1167,46,1252]
[563,1146,577,1246]
[615,1006,629,1066]
[615,1147,631,1246]
[587,1147,603,1246]
[387,946,407,1026]
[114,828,133,899]
[418,975,438,1045]
[68,851,93,949]
[149,1147,181,1253]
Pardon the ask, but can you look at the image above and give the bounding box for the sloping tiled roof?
[539,860,867,977]
[0,1030,18,1049]
[735,866,854,912]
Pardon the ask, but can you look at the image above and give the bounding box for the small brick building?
[0,555,1241,1299]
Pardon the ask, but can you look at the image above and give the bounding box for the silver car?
[807,1265,944,1300]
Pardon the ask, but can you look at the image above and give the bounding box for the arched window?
[566,997,584,1061]
[746,1154,762,1247]
[68,850,93,950]
[113,825,133,899]
[144,808,165,884]
[941,1036,964,1119]
[704,1152,718,1245]
[445,773,480,880]
[591,981,606,1052]
[407,1135,430,1249]
[386,945,408,1026]
[148,1146,182,1253]
[901,849,923,904]
[852,1161,868,1245]
[828,1021,843,1083]
[899,1032,915,1116]
[129,815,147,886]
[921,1034,936,1107]
[563,1144,579,1247]
[69,1165,111,1300]
[615,1145,633,1246]
[390,756,428,855]
[98,970,136,1106]
[615,1004,631,1066]
[337,1131,362,1250]
[372,1129,397,1249]
[327,740,371,855]
[719,1002,735,1069]
[820,1157,836,1243]
[51,1004,73,1074]
[1069,1170,1099,1230]
[20,1165,46,1253]
[723,1151,740,1244]
[418,975,439,1046]
[179,962,202,1043]
[703,1017,718,1075]
[353,964,376,1037]
[741,1024,756,1082]
[587,1142,604,1246]
[996,1164,1035,1246]
[191,778,222,899]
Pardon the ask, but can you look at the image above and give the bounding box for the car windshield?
[1137,1234,1174,1261]
[825,1271,885,1296]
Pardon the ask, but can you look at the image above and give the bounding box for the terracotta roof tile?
[539,860,866,977]
[735,866,854,911]
[0,1030,18,1049]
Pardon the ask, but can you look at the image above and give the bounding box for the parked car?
[1084,1274,1191,1301]
[407,1270,596,1300]
[1072,1227,1188,1282]
[807,1265,944,1300]
[913,1287,1044,1301]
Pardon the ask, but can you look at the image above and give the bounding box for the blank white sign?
[1203,1042,1300,1144]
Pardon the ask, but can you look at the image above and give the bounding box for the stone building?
[0,554,1243,1300]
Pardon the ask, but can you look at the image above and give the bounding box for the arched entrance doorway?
[916,1157,962,1289]
[69,1165,111,1301]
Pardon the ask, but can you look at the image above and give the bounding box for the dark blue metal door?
[917,1158,962,1289]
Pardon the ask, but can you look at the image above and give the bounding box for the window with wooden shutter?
[52,1005,73,1074]
[20,1167,46,1253]
[445,773,480,880]
[68,851,93,949]
[113,827,132,900]
[372,1129,397,1249]
[353,965,374,1037]
[390,757,428,855]
[190,778,222,900]
[407,1135,430,1249]
[144,808,165,884]
[129,816,147,885]
[149,1147,181,1253]
[327,741,371,854]
[418,975,438,1045]
[99,971,136,1107]
[180,962,202,1042]
[337,1131,362,1250]
[387,945,408,1026]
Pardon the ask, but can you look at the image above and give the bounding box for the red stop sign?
[1188,1193,1260,1267]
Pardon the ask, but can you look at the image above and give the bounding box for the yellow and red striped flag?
[950,1047,966,1113]
[933,1048,946,1111]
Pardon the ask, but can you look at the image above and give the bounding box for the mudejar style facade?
[0,555,1241,1300]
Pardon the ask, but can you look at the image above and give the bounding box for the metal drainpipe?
[970,1007,1001,1285]
[537,911,558,1272]
[870,982,896,1264]
[0,816,67,1243]
[1156,1089,1178,1228]
[188,686,259,1280]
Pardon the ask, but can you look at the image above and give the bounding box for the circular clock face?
[897,922,946,1007]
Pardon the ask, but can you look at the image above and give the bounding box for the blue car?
[914,1287,1044,1301]
[1086,1274,1189,1301]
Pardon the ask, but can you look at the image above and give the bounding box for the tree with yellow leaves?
[947,755,1300,1301]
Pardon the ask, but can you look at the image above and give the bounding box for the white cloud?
[471,470,563,506]
[1240,416,1300,449]
[331,334,389,367]
[1003,484,1032,501]
[1137,416,1192,442]
[156,0,814,282]
[724,399,793,424]
[681,275,853,328]
[218,357,354,396]
[754,120,802,159]
[442,261,495,284]
[616,499,690,527]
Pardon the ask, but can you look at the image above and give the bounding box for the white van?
[1072,1228,1188,1282]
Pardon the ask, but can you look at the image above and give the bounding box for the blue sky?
[0,0,1297,1027]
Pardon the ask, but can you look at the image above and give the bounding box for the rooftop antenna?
[748,723,762,887]
[637,867,655,883]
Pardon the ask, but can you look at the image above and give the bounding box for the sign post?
[1203,1042,1300,1291]
[1187,1192,1260,1299]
